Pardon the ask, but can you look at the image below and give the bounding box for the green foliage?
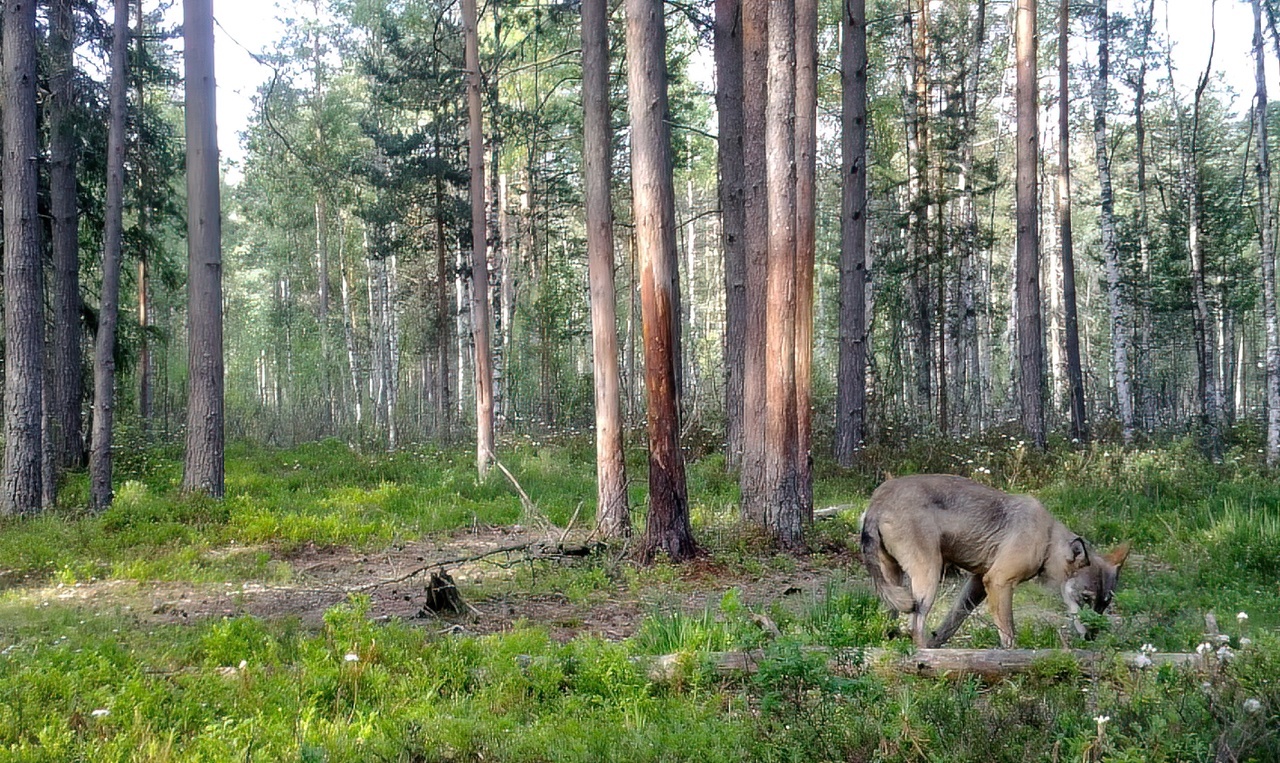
[4,440,1280,760]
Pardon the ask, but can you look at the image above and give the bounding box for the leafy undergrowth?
[0,434,1278,761]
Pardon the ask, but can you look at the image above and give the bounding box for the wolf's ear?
[1069,537,1090,569]
[1105,542,1131,569]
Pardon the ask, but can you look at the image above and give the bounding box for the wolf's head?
[1066,540,1130,616]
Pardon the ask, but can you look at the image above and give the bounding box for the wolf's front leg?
[984,578,1017,648]
[1062,581,1089,637]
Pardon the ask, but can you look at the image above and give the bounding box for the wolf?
[859,474,1129,649]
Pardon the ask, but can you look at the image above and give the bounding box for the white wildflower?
[90,709,109,718]
[1237,612,1249,624]
[1140,643,1157,655]
[1134,654,1153,669]
[1244,698,1263,714]
[1240,637,1253,647]
[1197,642,1213,655]
[344,652,360,663]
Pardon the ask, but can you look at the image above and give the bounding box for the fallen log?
[644,646,1202,682]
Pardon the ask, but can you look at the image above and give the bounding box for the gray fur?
[859,474,1128,648]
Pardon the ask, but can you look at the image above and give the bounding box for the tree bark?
[1058,0,1087,442]
[2,0,44,514]
[1183,4,1223,460]
[835,0,868,466]
[582,0,630,538]
[48,0,84,472]
[760,0,803,549]
[182,0,226,497]
[1015,0,1046,449]
[90,0,131,511]
[794,0,816,517]
[739,0,769,523]
[1134,0,1156,431]
[464,0,495,477]
[136,0,153,438]
[1254,0,1280,466]
[715,0,746,470]
[1091,0,1133,444]
[626,0,697,563]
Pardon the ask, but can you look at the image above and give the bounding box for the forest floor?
[2,434,1279,762]
[24,523,853,641]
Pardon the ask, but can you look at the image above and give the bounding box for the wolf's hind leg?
[927,574,987,648]
[906,559,943,649]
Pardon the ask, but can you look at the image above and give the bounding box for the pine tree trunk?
[463,0,495,477]
[835,0,868,466]
[762,0,802,548]
[794,0,816,517]
[3,0,46,515]
[1091,0,1133,443]
[739,0,769,524]
[90,0,131,511]
[1057,0,1087,442]
[182,0,225,496]
[1254,0,1280,466]
[627,0,696,563]
[1015,0,1046,449]
[715,0,747,470]
[583,0,630,538]
[48,0,84,472]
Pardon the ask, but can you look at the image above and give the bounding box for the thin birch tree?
[1253,0,1280,465]
[463,0,495,478]
[1090,0,1133,443]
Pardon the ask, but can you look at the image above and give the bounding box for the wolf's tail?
[860,514,915,613]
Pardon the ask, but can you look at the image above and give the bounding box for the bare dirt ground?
[27,525,861,642]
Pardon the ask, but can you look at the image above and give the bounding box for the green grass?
[1,434,1279,760]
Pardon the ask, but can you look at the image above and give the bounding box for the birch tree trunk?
[1058,0,1087,442]
[90,0,131,510]
[1015,0,1046,449]
[1134,0,1156,431]
[2,0,44,514]
[1090,0,1133,443]
[835,0,868,466]
[627,0,696,563]
[582,0,630,537]
[182,0,226,497]
[1183,7,1223,460]
[1253,0,1280,466]
[463,0,495,477]
[715,0,747,469]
